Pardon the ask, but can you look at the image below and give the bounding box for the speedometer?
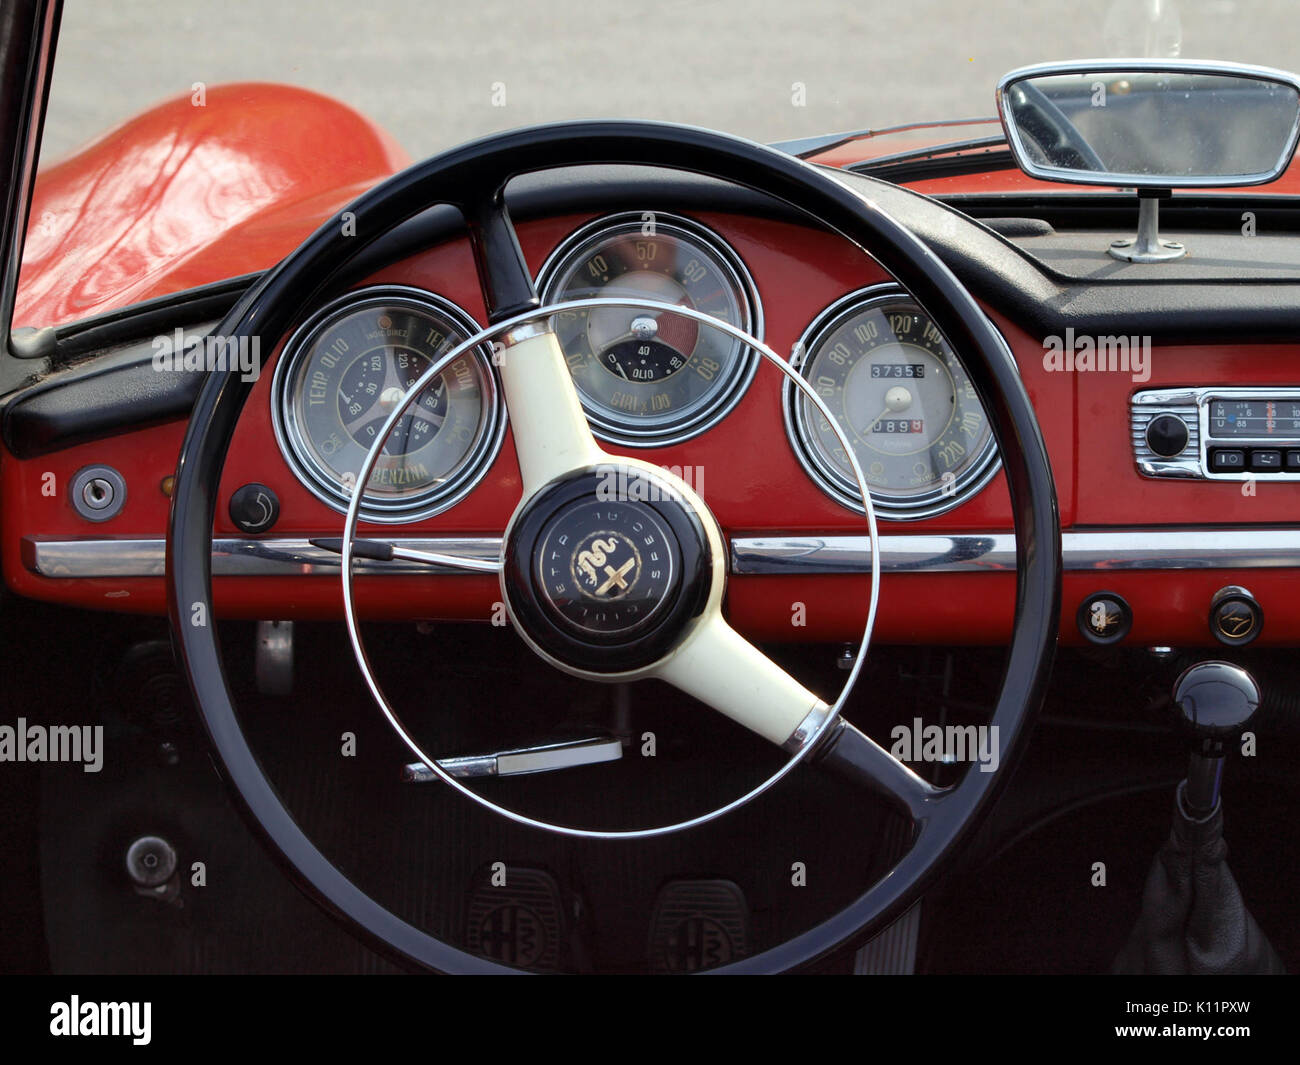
[785,287,1000,519]
[538,213,761,445]
[271,286,504,522]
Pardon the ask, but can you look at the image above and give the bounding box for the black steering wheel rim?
[166,119,1061,973]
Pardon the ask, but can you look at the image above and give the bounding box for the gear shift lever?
[1173,660,1259,817]
[1113,660,1284,974]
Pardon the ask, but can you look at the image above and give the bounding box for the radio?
[1132,388,1300,480]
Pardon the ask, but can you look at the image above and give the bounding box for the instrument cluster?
[271,214,1002,522]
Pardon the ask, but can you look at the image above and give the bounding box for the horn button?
[503,467,712,673]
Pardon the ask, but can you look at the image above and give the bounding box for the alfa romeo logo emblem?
[530,495,680,640]
[570,530,641,600]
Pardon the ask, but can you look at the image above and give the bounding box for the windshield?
[19,0,1300,326]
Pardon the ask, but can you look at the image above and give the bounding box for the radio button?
[1286,449,1300,469]
[1209,448,1246,471]
[1249,449,1282,470]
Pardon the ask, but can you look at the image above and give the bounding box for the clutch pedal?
[465,864,570,972]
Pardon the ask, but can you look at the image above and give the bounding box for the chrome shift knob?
[1173,661,1260,747]
[1171,661,1260,817]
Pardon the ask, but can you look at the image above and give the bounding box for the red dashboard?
[4,84,1299,648]
[8,203,1300,646]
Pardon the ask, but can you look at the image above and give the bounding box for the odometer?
[272,287,504,522]
[785,287,1001,519]
[538,213,761,445]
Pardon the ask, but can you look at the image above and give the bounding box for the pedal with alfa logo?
[1132,387,1300,480]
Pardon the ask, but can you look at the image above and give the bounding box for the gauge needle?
[601,304,692,363]
[859,407,889,436]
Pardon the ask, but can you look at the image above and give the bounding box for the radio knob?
[1145,413,1189,458]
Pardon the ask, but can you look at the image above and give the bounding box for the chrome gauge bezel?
[536,212,763,447]
[270,285,506,524]
[783,285,1002,520]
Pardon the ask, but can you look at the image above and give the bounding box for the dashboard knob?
[1209,585,1262,646]
[1145,413,1189,458]
[1172,660,1260,743]
[229,482,280,534]
[1076,590,1132,644]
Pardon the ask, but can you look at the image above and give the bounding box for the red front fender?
[16,81,409,328]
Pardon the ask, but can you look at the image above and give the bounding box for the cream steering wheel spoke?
[653,613,829,749]
[497,324,606,496]
[340,295,883,839]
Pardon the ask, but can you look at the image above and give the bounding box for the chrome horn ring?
[338,296,882,839]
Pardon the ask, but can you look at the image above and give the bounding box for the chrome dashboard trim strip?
[731,530,1300,574]
[22,536,504,578]
[733,534,1018,574]
[24,528,1300,580]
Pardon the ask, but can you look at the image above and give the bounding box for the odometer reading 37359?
[786,287,1000,519]
[272,287,504,522]
[539,213,761,445]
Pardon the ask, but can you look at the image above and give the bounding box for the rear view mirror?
[997,61,1300,261]
[998,61,1300,187]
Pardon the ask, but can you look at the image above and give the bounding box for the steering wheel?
[167,120,1061,973]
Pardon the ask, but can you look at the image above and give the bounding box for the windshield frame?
[0,0,60,365]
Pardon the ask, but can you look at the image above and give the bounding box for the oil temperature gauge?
[538,212,762,446]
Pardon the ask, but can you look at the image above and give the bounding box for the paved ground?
[41,0,1300,163]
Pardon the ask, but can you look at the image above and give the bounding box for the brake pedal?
[648,878,750,973]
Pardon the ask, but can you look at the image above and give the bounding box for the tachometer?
[785,287,1000,519]
[538,213,761,445]
[271,286,504,522]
